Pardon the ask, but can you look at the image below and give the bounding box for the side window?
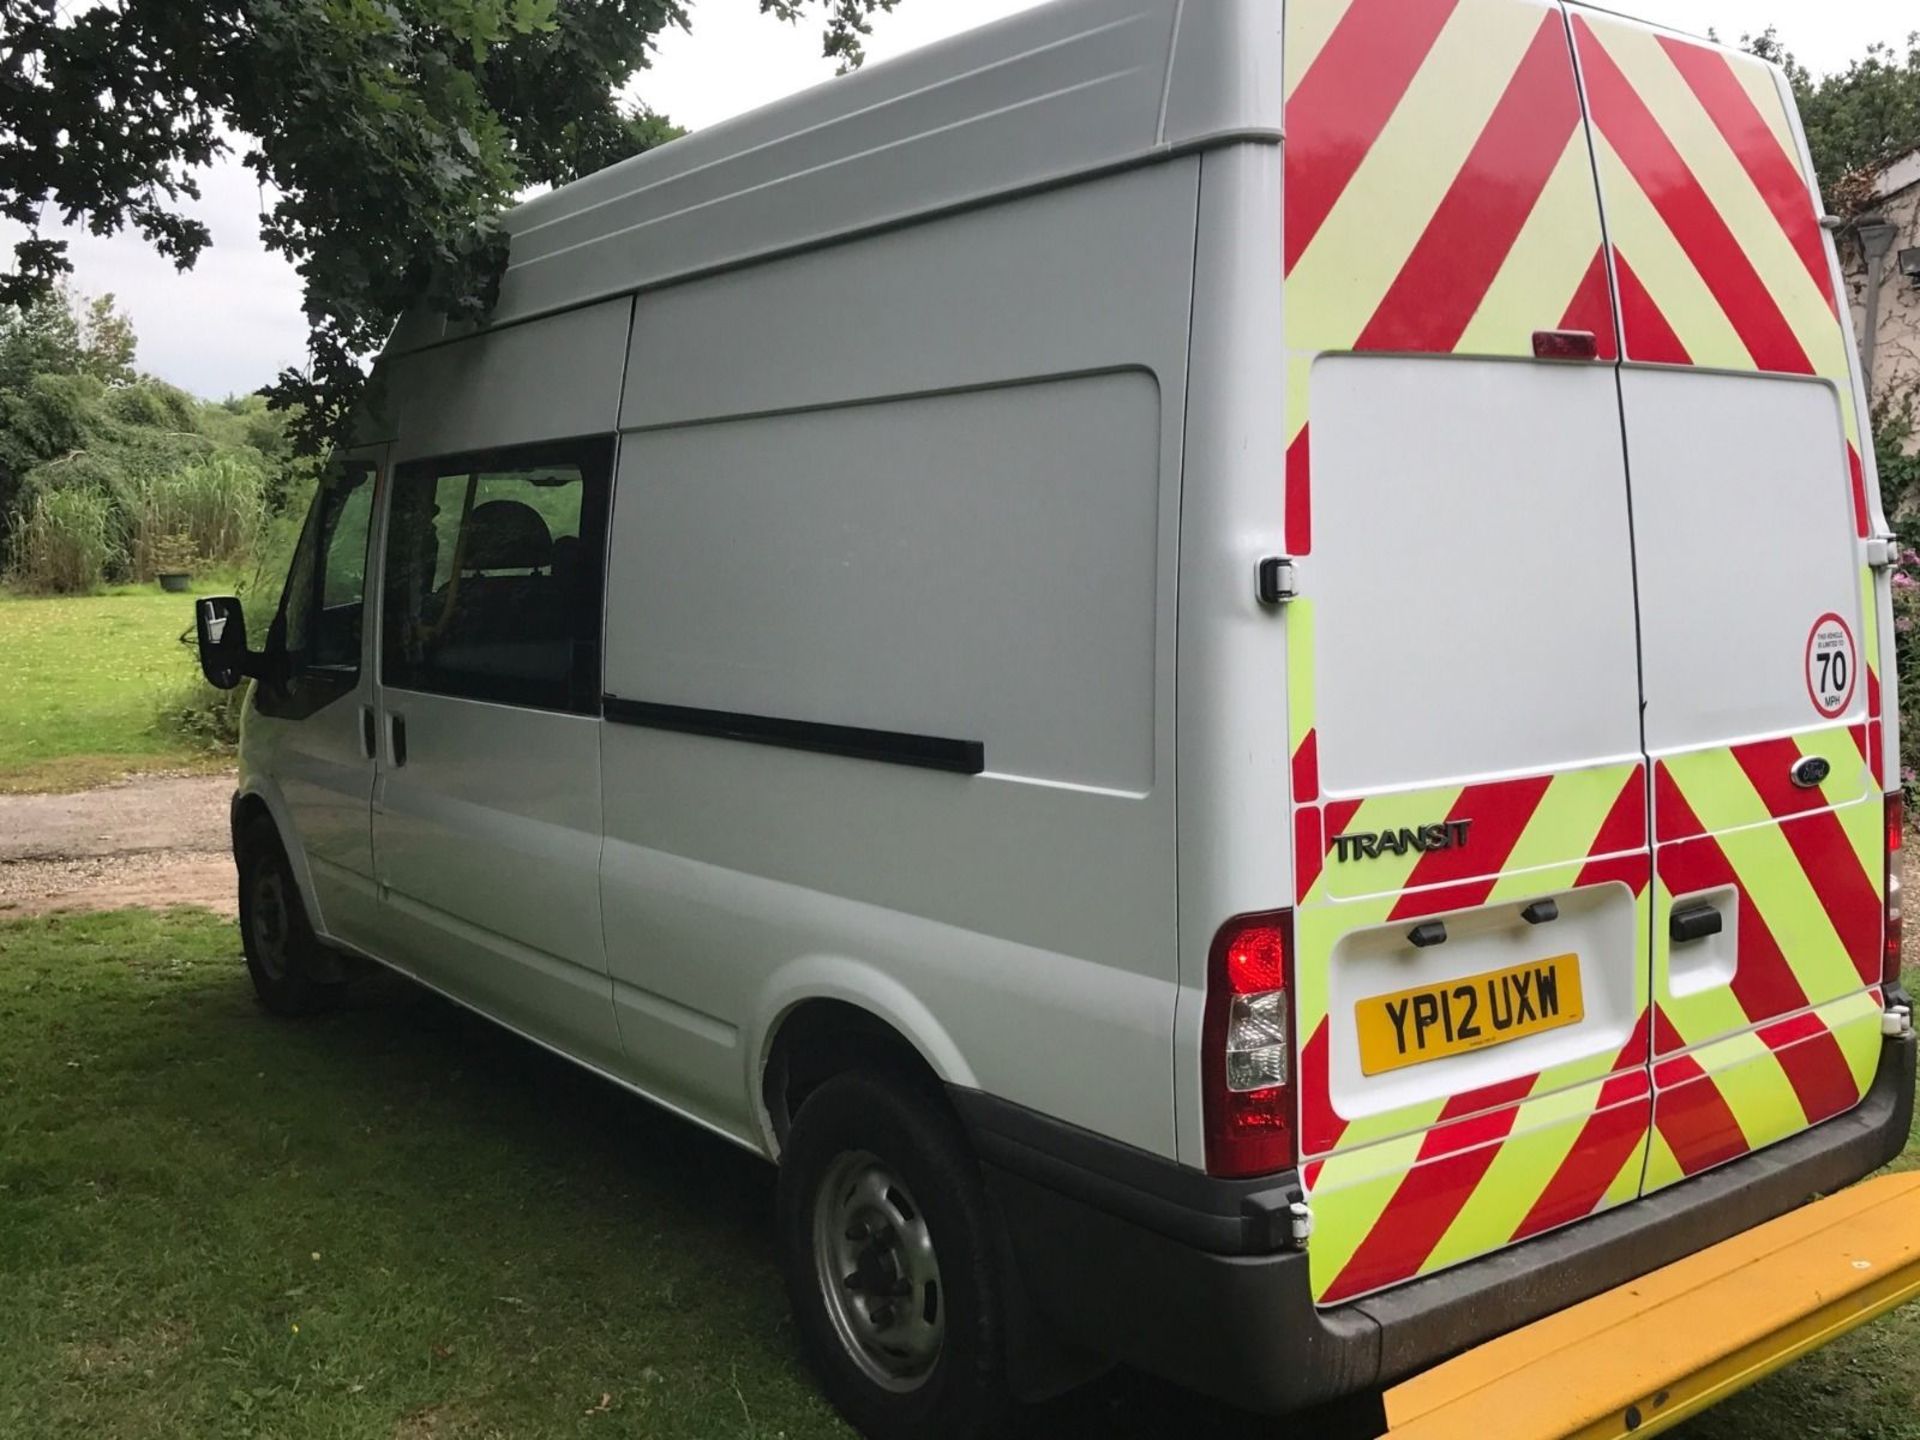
[381,438,612,713]
[312,478,375,669]
[280,460,376,667]
[258,459,376,720]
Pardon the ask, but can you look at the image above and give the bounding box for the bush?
[126,454,267,580]
[104,378,199,433]
[6,486,114,593]
[154,671,250,751]
[0,372,103,513]
[1876,390,1920,800]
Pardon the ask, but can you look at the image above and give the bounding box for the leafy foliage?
[0,292,300,592]
[0,287,138,393]
[1,0,906,452]
[1880,389,1920,523]
[1743,28,1920,206]
[7,486,115,594]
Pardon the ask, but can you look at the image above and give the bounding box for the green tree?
[1743,28,1920,203]
[0,0,900,452]
[77,294,139,387]
[0,287,82,395]
[0,288,140,392]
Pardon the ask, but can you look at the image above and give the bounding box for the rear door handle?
[1670,901,1723,944]
[360,706,376,760]
[388,713,408,768]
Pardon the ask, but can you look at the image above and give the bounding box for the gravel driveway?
[0,772,236,917]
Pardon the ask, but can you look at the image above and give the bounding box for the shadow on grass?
[222,966,1308,1439]
[15,911,1916,1439]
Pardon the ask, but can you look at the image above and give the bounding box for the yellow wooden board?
[1385,1172,1920,1439]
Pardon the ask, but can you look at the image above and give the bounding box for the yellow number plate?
[1355,955,1584,1077]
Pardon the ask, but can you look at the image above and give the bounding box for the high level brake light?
[1887,793,1904,986]
[1203,911,1296,1178]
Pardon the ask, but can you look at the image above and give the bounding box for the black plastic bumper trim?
[957,1027,1916,1416]
[602,696,984,775]
[950,1086,1304,1255]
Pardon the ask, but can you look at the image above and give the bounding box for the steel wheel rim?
[811,1149,944,1392]
[249,867,290,982]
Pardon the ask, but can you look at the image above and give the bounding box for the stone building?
[1846,149,1920,442]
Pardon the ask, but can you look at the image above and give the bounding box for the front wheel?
[777,1070,1011,1440]
[236,816,344,1017]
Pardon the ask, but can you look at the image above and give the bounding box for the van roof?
[385,0,1279,353]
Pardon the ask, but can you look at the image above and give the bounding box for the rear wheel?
[237,816,344,1017]
[777,1070,1010,1440]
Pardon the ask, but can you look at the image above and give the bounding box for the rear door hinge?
[1868,535,1899,570]
[1257,556,1299,607]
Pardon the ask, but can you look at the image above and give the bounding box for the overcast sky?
[6,0,1915,398]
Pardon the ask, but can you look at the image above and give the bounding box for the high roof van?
[193,1,1915,1435]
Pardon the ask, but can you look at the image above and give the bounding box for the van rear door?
[1281,0,1655,1307]
[1566,10,1887,1194]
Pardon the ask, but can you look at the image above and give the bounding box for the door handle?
[388,713,408,768]
[360,706,376,760]
[1670,901,1723,944]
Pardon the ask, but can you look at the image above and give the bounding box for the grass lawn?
[0,587,233,792]
[1,908,1916,1440]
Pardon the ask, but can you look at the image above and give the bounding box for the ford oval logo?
[1792,756,1832,789]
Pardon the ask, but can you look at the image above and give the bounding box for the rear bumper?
[952,1021,1915,1417]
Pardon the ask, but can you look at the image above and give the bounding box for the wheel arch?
[229,783,325,932]
[753,965,980,1159]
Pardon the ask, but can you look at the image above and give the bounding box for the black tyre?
[777,1069,1011,1440]
[236,816,344,1017]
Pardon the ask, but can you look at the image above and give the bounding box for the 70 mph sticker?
[1805,613,1857,719]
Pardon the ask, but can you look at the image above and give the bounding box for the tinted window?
[279,460,375,673]
[258,459,376,720]
[381,439,611,713]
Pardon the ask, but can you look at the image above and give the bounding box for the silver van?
[193,2,1913,1436]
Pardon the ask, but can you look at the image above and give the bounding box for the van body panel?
[1292,359,1655,1300]
[499,0,1176,327]
[370,699,621,1071]
[366,303,629,1075]
[387,298,631,460]
[597,162,1196,1157]
[1171,141,1292,1167]
[1160,0,1284,151]
[1281,0,1891,1307]
[247,446,386,947]
[1567,10,1891,1198]
[1279,0,1652,1304]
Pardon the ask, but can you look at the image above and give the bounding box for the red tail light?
[1532,328,1600,361]
[1886,793,1904,986]
[1203,911,1296,1178]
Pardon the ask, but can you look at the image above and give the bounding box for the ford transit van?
[193,2,1914,1435]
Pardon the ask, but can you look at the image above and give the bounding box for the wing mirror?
[194,595,260,690]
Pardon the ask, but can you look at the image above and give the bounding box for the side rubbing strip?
[602,697,985,775]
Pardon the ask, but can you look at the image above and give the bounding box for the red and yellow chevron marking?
[1282,0,1617,558]
[1291,745,1654,1304]
[1569,13,1874,541]
[1644,730,1886,1194]
[1282,0,1654,1310]
[1280,0,1889,1309]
